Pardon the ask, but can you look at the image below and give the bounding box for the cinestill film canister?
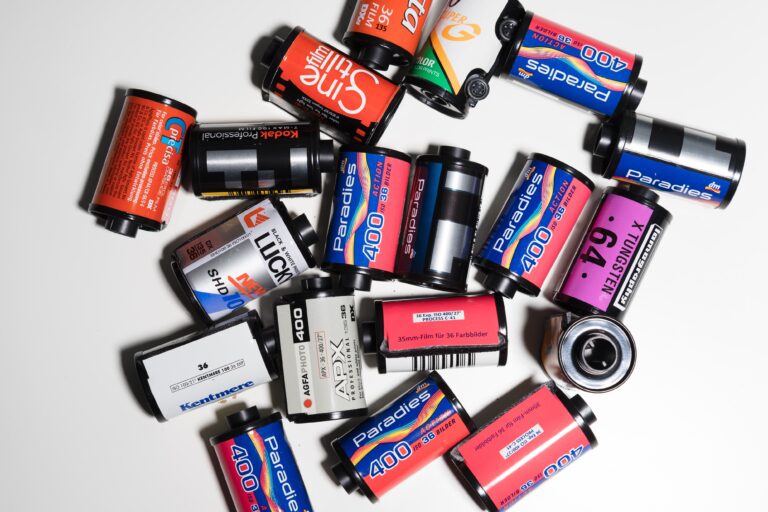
[209,406,314,512]
[261,27,405,145]
[405,0,524,118]
[323,145,411,291]
[542,312,636,393]
[475,154,594,299]
[331,371,475,502]
[343,0,434,70]
[89,89,197,237]
[134,310,277,422]
[186,121,336,199]
[360,293,508,373]
[450,382,597,509]
[267,277,367,423]
[396,146,488,292]
[497,10,646,118]
[554,184,671,320]
[172,197,318,324]
[593,112,746,208]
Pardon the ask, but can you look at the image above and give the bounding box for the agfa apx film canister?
[323,145,412,291]
[331,371,475,502]
[186,121,336,199]
[542,313,636,393]
[266,276,367,423]
[593,112,746,208]
[404,0,524,118]
[450,382,597,509]
[474,154,594,299]
[498,10,646,118]
[343,0,435,70]
[396,146,488,292]
[89,89,197,237]
[209,406,314,512]
[360,292,508,373]
[261,27,405,145]
[554,184,671,320]
[172,197,318,324]
[134,310,277,422]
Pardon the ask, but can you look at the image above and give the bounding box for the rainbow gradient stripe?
[249,430,281,512]
[344,153,372,264]
[518,46,627,92]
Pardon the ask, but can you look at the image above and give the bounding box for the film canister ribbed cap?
[360,321,376,354]
[569,395,597,426]
[261,36,283,68]
[481,272,518,299]
[340,271,372,291]
[292,214,319,247]
[226,406,261,430]
[332,463,357,493]
[319,140,336,173]
[625,78,647,112]
[438,146,471,160]
[103,217,140,238]
[355,45,392,71]
[260,326,278,361]
[593,122,617,159]
[302,276,333,291]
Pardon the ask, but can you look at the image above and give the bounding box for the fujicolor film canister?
[554,184,671,320]
[209,406,314,512]
[134,311,277,422]
[322,145,411,291]
[186,121,336,199]
[475,154,594,299]
[266,277,367,423]
[450,382,597,509]
[542,313,636,393]
[360,293,508,373]
[396,146,488,293]
[331,371,475,502]
[405,0,524,118]
[261,27,405,145]
[172,197,318,324]
[593,112,746,208]
[343,0,435,70]
[498,10,646,118]
[89,89,197,237]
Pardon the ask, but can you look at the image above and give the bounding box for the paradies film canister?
[331,371,475,501]
[360,293,508,372]
[172,197,318,324]
[450,382,597,509]
[89,89,196,237]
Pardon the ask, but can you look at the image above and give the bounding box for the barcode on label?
[410,352,477,371]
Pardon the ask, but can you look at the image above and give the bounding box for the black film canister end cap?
[332,463,358,494]
[318,140,337,173]
[569,394,597,426]
[438,146,471,161]
[302,276,333,292]
[261,326,278,360]
[355,45,392,71]
[593,123,616,159]
[340,271,372,291]
[292,214,318,247]
[625,77,647,112]
[481,272,517,299]
[226,406,261,430]
[103,216,140,238]
[360,322,376,354]
[261,36,284,68]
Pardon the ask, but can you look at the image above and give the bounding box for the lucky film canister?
[450,382,597,509]
[554,184,671,320]
[396,146,488,293]
[134,311,277,422]
[89,89,197,237]
[475,154,594,299]
[404,0,524,118]
[360,292,508,373]
[497,10,646,118]
[323,145,412,291]
[542,312,636,393]
[172,197,318,324]
[261,27,405,145]
[331,371,475,501]
[266,276,367,423]
[343,0,435,70]
[186,121,336,199]
[209,406,314,512]
[593,112,746,208]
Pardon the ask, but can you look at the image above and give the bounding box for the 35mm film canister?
[89,89,197,237]
[554,184,671,320]
[267,277,367,423]
[209,406,314,512]
[396,146,488,293]
[331,371,475,502]
[450,382,597,509]
[134,311,277,422]
[498,11,645,118]
[542,313,636,393]
[475,154,594,299]
[261,27,405,145]
[343,0,434,70]
[360,293,508,373]
[186,121,335,199]
[323,145,411,290]
[172,197,318,324]
[593,112,746,208]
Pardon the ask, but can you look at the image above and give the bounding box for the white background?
[1,1,766,510]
